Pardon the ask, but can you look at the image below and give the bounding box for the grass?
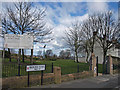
[2,58,103,78]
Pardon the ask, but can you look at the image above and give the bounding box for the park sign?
[4,34,33,49]
[26,65,46,72]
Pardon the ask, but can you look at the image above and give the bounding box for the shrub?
[1,50,9,58]
[49,58,57,61]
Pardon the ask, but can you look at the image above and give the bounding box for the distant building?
[78,41,120,64]
[94,41,120,64]
[0,26,3,50]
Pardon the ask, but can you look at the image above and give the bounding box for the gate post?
[53,66,61,84]
[108,54,113,75]
[92,53,97,77]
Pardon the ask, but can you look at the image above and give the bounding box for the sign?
[4,34,33,49]
[26,65,46,72]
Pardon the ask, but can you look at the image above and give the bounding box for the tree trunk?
[91,48,94,54]
[30,49,33,64]
[75,49,78,63]
[22,49,24,62]
[8,48,11,62]
[85,51,90,63]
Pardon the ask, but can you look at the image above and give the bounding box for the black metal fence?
[2,62,53,78]
[113,64,120,70]
[2,62,90,78]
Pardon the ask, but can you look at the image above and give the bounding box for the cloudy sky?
[33,2,118,56]
[0,1,119,56]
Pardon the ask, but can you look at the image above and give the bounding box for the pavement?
[31,74,120,88]
[0,78,1,90]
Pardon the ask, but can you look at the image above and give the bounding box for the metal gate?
[102,56,109,74]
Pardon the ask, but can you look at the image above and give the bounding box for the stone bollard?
[108,54,113,75]
[92,53,97,77]
[53,66,61,84]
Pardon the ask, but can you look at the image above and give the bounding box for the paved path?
[31,74,120,88]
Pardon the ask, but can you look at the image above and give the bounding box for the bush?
[49,58,57,61]
[33,57,40,60]
[1,50,9,58]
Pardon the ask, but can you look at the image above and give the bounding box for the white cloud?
[2,2,118,56]
[59,14,88,26]
[0,0,119,2]
[87,2,109,14]
[33,2,92,55]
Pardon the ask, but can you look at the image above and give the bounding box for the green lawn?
[2,58,103,78]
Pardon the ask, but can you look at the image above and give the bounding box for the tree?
[53,54,57,58]
[64,49,71,59]
[59,50,65,59]
[1,20,12,62]
[64,22,82,63]
[45,49,53,58]
[37,51,42,57]
[59,49,71,59]
[10,49,16,54]
[81,15,98,62]
[2,2,52,63]
[96,11,119,73]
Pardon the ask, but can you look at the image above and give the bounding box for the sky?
[0,1,119,56]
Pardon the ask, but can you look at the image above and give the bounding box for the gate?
[89,56,92,70]
[96,56,98,76]
[102,56,111,74]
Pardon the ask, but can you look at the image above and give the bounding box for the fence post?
[96,56,98,76]
[41,70,43,85]
[17,64,20,76]
[52,63,53,73]
[28,71,29,87]
[77,64,79,73]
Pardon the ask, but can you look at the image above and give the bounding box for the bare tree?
[2,2,52,64]
[45,49,53,58]
[64,22,82,63]
[59,50,65,59]
[37,50,42,57]
[96,11,119,73]
[59,49,71,59]
[81,15,98,62]
[64,49,71,59]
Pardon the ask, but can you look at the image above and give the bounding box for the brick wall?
[61,71,93,82]
[2,70,93,89]
[2,73,54,88]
